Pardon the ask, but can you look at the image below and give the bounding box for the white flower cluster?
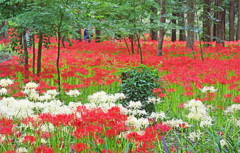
[129,101,142,109]
[65,89,81,97]
[188,130,202,141]
[220,139,227,147]
[0,78,14,87]
[164,118,189,128]
[224,104,240,114]
[88,91,125,105]
[199,86,218,93]
[150,111,166,121]
[16,147,28,153]
[0,97,35,118]
[147,97,161,104]
[0,87,129,118]
[0,88,7,95]
[127,101,148,116]
[184,99,213,127]
[125,116,149,130]
[23,82,58,102]
[0,97,78,119]
[25,82,38,89]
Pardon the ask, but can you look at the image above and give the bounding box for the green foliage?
[120,65,164,114]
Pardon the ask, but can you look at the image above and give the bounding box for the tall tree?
[215,0,225,46]
[0,21,8,40]
[171,11,177,42]
[150,0,158,41]
[37,33,43,75]
[157,0,166,56]
[237,0,240,40]
[178,0,186,41]
[95,28,101,42]
[186,0,195,50]
[203,0,212,43]
[229,0,235,41]
[76,29,82,42]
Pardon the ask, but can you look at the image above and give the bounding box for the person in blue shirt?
[84,29,90,42]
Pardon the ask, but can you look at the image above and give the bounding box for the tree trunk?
[150,2,158,41]
[76,29,82,42]
[229,0,235,41]
[0,21,8,40]
[32,34,35,75]
[157,0,166,56]
[178,0,186,41]
[23,31,28,71]
[237,0,240,40]
[37,33,43,75]
[95,28,101,42]
[172,12,177,42]
[129,34,134,54]
[215,0,225,46]
[203,0,212,43]
[187,0,195,49]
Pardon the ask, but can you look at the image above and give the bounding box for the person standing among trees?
[84,28,90,42]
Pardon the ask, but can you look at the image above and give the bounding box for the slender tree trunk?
[172,12,177,42]
[203,0,212,43]
[76,29,82,42]
[150,2,158,41]
[178,0,186,41]
[187,0,196,59]
[229,0,235,41]
[129,35,134,54]
[95,28,101,42]
[61,35,66,48]
[57,12,64,100]
[157,0,166,56]
[215,0,225,46]
[187,0,195,49]
[37,33,43,75]
[237,0,240,40]
[0,21,8,40]
[32,34,35,75]
[136,34,143,64]
[23,31,28,71]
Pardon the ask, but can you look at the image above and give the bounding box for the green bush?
[120,65,165,115]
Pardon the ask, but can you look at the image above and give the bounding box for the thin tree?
[172,5,177,42]
[95,28,101,42]
[178,0,186,41]
[186,0,196,59]
[37,33,43,75]
[229,0,235,41]
[203,0,212,44]
[0,21,8,40]
[237,0,240,40]
[215,0,225,46]
[157,0,166,56]
[150,0,158,41]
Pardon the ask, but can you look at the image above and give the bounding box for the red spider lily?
[228,84,238,90]
[233,95,240,103]
[167,88,176,92]
[72,143,87,153]
[218,131,223,136]
[12,92,25,98]
[23,135,36,145]
[179,103,185,108]
[34,145,54,153]
[179,123,188,129]
[3,151,15,153]
[224,93,232,99]
[0,117,13,136]
[170,145,177,152]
